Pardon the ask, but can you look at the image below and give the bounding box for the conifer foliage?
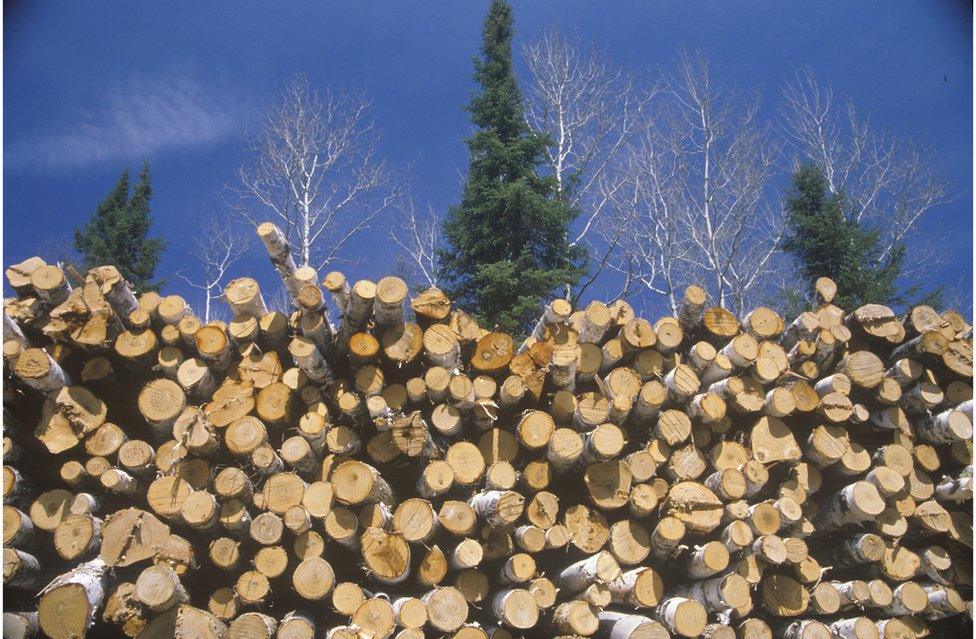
[782,163,907,309]
[74,162,166,292]
[439,0,585,335]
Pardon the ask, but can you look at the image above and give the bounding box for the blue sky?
[4,1,972,312]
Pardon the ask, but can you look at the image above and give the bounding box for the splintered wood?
[2,231,973,639]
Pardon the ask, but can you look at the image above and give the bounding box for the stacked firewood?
[2,222,972,639]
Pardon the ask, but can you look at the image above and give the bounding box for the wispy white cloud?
[8,74,245,170]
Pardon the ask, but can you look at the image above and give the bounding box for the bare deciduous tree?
[780,69,948,262]
[177,212,248,323]
[523,26,655,300]
[601,121,689,313]
[235,74,398,271]
[609,53,782,315]
[390,194,441,288]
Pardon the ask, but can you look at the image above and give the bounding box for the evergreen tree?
[74,163,166,292]
[782,163,911,310]
[439,0,585,334]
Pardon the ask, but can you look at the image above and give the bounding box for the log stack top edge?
[2,250,973,639]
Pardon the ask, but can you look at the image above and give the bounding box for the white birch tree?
[177,212,248,323]
[780,69,948,264]
[522,26,654,300]
[236,74,398,271]
[610,53,782,315]
[390,194,441,288]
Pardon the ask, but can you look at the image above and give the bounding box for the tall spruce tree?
[782,163,909,310]
[439,0,585,334]
[74,163,166,292]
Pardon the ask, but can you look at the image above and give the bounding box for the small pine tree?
[74,163,166,292]
[782,163,908,310]
[439,0,585,335]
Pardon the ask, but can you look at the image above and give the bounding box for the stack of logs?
[2,222,972,639]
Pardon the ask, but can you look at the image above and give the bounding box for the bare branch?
[523,25,657,300]
[780,69,949,265]
[180,211,249,323]
[35,234,81,273]
[390,194,441,288]
[232,74,397,271]
[611,52,783,315]
[265,284,295,315]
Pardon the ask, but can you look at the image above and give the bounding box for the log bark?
[37,558,108,639]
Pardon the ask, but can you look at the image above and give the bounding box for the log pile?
[2,230,972,639]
